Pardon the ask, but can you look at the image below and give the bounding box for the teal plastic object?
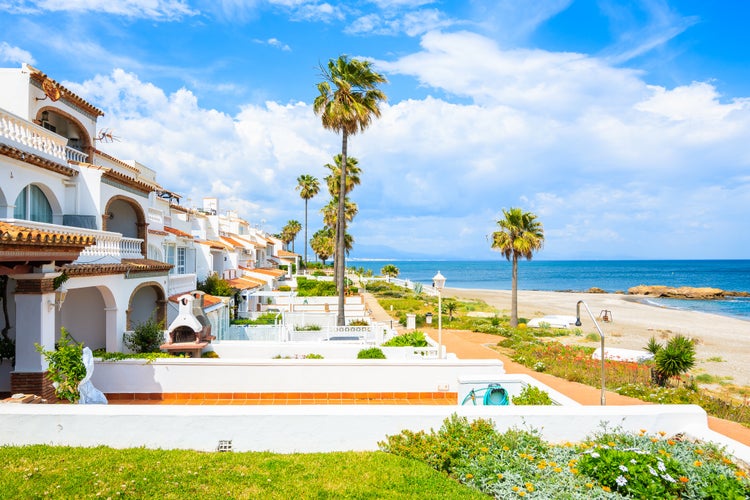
[461,383,509,406]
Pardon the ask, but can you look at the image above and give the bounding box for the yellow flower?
[497,473,504,480]
[549,461,557,467]
[694,449,704,455]
[736,470,747,478]
[553,467,562,473]
[512,486,520,492]
[659,431,666,436]
[526,484,535,492]
[607,441,615,447]
[465,474,474,479]
[503,446,510,451]
[639,428,647,434]
[679,476,689,483]
[651,438,659,442]
[537,463,546,470]
[518,492,526,497]
[480,447,489,453]
[570,468,579,475]
[694,461,703,467]
[667,440,675,445]
[602,486,611,492]
[722,457,732,465]
[585,483,593,489]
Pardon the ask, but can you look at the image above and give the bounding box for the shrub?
[196,273,235,296]
[232,313,279,325]
[382,331,429,347]
[305,353,324,359]
[296,277,337,296]
[123,318,165,353]
[278,285,291,292]
[294,324,322,331]
[35,328,86,403]
[512,385,553,405]
[348,319,369,326]
[649,335,696,386]
[201,351,219,358]
[357,347,386,359]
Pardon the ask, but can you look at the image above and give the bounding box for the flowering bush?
[381,416,750,499]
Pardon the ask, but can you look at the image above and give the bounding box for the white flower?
[648,466,658,476]
[616,475,628,487]
[662,474,675,483]
[657,461,666,472]
[619,465,629,473]
[590,452,600,458]
[630,459,637,464]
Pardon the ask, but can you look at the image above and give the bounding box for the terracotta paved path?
[363,293,750,447]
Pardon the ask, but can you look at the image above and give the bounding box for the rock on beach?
[626,285,749,299]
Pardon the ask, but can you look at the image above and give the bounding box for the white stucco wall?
[3,404,747,464]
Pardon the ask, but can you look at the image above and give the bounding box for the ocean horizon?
[350,259,750,320]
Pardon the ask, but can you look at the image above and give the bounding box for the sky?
[1,0,749,261]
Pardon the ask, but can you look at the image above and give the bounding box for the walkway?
[362,293,750,447]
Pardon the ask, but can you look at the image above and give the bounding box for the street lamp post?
[433,271,446,359]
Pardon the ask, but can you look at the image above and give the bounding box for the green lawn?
[0,446,487,499]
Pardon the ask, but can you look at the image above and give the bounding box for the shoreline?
[443,287,750,388]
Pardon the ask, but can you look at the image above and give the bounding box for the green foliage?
[381,416,750,500]
[232,313,279,325]
[443,299,458,320]
[296,277,337,296]
[305,353,324,359]
[92,349,181,361]
[35,328,86,403]
[294,324,322,331]
[196,273,235,297]
[379,414,502,473]
[202,351,219,358]
[512,385,554,405]
[123,318,165,353]
[382,331,429,347]
[278,285,292,292]
[645,335,662,355]
[357,347,386,359]
[348,319,369,326]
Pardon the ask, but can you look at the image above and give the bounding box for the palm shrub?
[648,335,696,386]
[382,331,428,347]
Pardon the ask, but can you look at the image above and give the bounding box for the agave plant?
[651,335,696,386]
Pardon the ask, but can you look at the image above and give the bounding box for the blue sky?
[2,1,749,260]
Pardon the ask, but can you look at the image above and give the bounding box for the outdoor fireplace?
[160,291,214,357]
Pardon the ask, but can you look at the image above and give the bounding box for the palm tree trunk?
[511,254,519,327]
[303,199,308,269]
[336,132,348,326]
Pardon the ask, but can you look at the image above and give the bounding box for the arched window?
[14,185,52,223]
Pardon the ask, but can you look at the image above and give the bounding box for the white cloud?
[0,41,34,64]
[5,0,196,19]
[347,9,454,36]
[65,27,750,259]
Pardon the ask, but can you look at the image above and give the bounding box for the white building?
[0,64,285,399]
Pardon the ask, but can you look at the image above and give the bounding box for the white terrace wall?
[90,358,506,394]
[3,404,748,465]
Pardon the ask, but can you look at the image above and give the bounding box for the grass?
[0,446,486,499]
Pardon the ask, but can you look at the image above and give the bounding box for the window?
[177,247,186,275]
[14,185,52,223]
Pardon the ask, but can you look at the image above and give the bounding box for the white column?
[13,276,59,372]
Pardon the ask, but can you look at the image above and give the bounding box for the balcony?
[0,108,68,164]
[168,273,197,296]
[3,218,144,264]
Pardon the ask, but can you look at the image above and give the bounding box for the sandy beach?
[444,288,750,388]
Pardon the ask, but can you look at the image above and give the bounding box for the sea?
[350,260,750,321]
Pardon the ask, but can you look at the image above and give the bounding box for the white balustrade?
[2,219,145,264]
[0,109,67,162]
[65,146,88,163]
[168,274,197,296]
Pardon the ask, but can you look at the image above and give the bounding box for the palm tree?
[380,264,399,279]
[281,220,302,252]
[321,198,358,230]
[324,154,361,198]
[296,174,320,268]
[490,208,544,327]
[314,55,387,326]
[311,228,335,266]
